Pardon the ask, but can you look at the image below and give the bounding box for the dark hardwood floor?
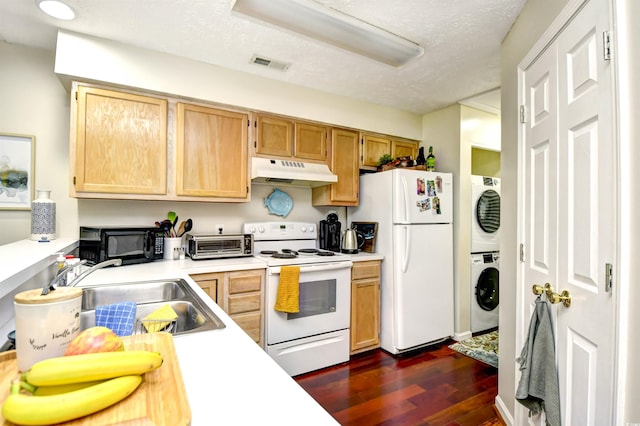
[294,340,503,426]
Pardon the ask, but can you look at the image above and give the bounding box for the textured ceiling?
[0,0,524,115]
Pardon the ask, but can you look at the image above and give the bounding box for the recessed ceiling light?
[36,0,76,20]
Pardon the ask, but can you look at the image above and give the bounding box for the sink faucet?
[41,259,123,295]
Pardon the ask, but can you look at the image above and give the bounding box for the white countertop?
[77,261,337,425]
[0,238,78,300]
[0,239,385,425]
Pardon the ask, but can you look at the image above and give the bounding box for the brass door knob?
[531,283,571,308]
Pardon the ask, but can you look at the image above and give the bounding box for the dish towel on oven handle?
[515,295,561,426]
[274,265,300,313]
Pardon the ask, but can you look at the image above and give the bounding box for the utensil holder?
[163,237,183,260]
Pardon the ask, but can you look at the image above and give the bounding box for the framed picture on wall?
[0,133,35,210]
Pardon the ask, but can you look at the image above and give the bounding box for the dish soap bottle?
[426,146,436,172]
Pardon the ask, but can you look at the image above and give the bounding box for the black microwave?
[79,226,165,265]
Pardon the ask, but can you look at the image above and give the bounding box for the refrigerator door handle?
[402,225,410,273]
[400,176,410,223]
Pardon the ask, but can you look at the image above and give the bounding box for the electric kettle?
[341,228,364,254]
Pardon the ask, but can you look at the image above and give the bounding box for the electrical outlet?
[216,224,224,234]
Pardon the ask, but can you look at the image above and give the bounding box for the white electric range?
[243,221,352,376]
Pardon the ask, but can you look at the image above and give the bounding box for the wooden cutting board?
[0,332,191,425]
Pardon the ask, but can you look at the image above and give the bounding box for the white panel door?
[555,0,615,423]
[520,0,615,424]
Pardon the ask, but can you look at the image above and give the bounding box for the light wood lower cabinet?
[350,260,381,354]
[188,272,224,303]
[190,269,265,347]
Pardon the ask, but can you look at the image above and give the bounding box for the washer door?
[476,266,499,311]
[476,189,501,233]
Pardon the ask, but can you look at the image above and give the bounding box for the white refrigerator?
[349,169,454,354]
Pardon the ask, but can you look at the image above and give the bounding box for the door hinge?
[603,31,611,61]
[520,243,525,262]
[605,262,613,292]
[254,141,257,148]
[75,91,78,101]
[519,105,527,123]
[73,176,76,185]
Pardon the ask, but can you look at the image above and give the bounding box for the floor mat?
[449,330,498,368]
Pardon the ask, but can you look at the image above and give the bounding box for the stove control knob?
[258,226,265,233]
[248,226,256,233]
[300,225,307,233]
[308,225,315,233]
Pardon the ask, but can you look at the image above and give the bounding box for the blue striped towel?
[95,302,137,336]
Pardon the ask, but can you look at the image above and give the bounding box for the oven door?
[266,260,352,345]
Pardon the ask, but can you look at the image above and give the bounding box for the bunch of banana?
[2,350,163,425]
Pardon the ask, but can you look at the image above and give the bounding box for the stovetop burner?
[272,253,297,259]
[298,248,319,254]
[316,251,336,256]
[260,250,278,255]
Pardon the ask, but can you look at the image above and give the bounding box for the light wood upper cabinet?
[391,139,418,160]
[176,103,248,199]
[74,85,168,195]
[294,122,327,161]
[361,134,391,169]
[312,128,359,206]
[255,115,293,158]
[360,133,419,170]
[255,114,327,162]
[350,260,381,354]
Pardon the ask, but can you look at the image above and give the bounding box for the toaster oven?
[186,233,253,260]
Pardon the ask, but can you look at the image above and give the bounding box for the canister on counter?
[13,287,83,371]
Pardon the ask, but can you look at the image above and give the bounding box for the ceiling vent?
[250,55,291,71]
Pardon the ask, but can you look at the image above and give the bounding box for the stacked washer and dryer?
[470,175,500,334]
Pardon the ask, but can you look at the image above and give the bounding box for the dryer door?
[476,266,499,311]
[476,189,501,233]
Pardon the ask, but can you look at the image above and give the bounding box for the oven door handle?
[269,261,353,275]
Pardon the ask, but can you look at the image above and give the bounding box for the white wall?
[0,41,79,245]
[55,31,422,140]
[614,0,640,422]
[421,104,499,339]
[499,0,570,419]
[422,105,470,336]
[462,107,501,152]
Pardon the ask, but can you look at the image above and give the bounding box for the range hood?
[251,157,338,188]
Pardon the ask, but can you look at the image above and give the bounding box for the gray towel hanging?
[515,295,561,426]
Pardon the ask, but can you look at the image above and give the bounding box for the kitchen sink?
[82,280,186,310]
[79,278,225,335]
